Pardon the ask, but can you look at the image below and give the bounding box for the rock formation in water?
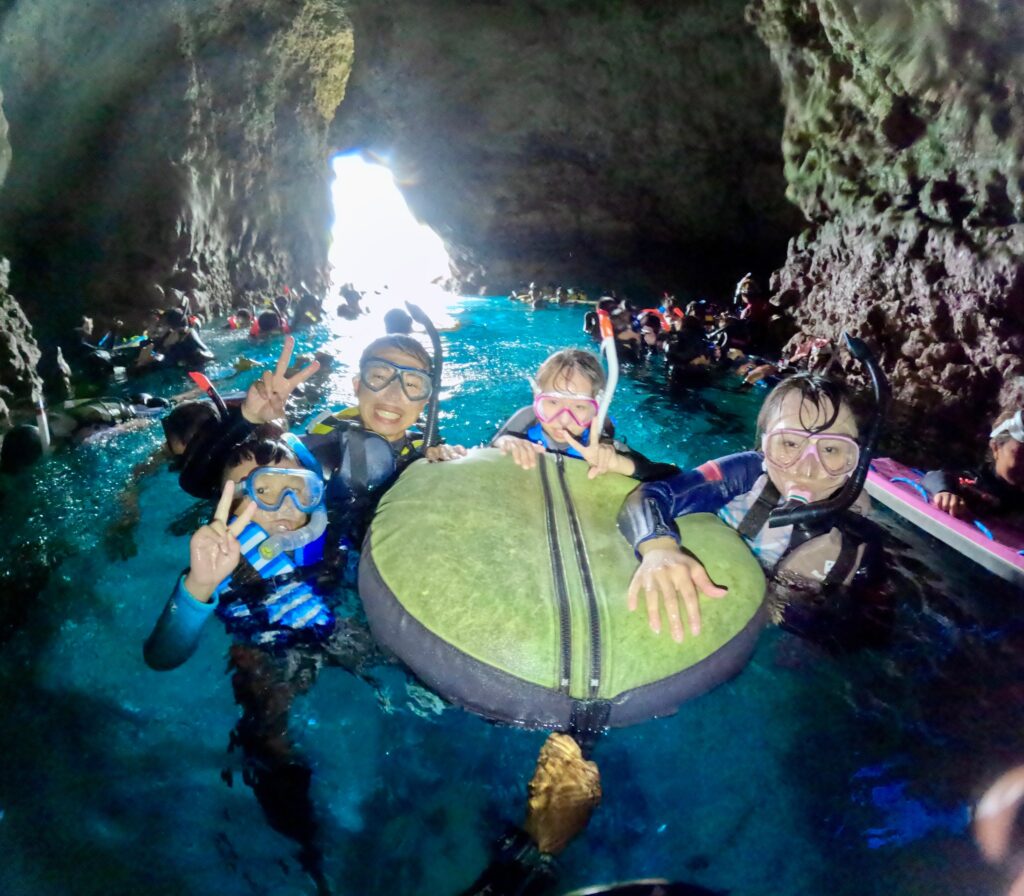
[0,0,353,341]
[749,0,1024,456]
[0,86,42,419]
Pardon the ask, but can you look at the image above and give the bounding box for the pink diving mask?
[530,379,600,429]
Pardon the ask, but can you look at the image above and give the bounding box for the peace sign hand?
[562,433,636,479]
[241,335,321,424]
[183,481,258,603]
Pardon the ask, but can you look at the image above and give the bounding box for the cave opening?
[328,152,452,307]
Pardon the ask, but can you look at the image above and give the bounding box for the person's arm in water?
[144,482,256,670]
[921,468,969,518]
[616,452,766,642]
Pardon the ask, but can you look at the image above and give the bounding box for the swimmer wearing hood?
[619,358,886,643]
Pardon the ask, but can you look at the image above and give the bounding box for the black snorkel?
[404,301,443,448]
[767,331,890,529]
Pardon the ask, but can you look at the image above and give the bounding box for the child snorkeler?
[144,433,383,889]
[619,357,885,643]
[492,348,675,481]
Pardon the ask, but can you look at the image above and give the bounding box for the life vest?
[249,315,290,337]
[728,475,868,586]
[524,420,593,460]
[306,406,423,462]
[214,520,332,647]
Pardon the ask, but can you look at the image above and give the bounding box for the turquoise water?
[0,296,1019,895]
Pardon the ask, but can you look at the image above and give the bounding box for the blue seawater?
[0,296,1018,896]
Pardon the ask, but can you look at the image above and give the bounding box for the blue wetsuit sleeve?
[617,452,764,554]
[921,469,958,495]
[143,574,218,671]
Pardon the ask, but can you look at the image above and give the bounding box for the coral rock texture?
[749,0,1024,455]
[0,0,353,337]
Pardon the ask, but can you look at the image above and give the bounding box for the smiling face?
[226,455,309,533]
[535,367,599,444]
[761,390,859,505]
[353,346,430,441]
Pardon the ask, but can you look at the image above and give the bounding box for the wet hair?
[756,373,856,441]
[536,349,606,394]
[223,435,297,481]
[0,424,43,473]
[358,335,432,372]
[160,308,188,330]
[383,308,414,335]
[161,399,218,450]
[235,308,253,325]
[257,310,282,332]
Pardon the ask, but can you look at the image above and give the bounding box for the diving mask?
[529,378,600,428]
[990,410,1024,442]
[762,429,860,477]
[239,466,325,513]
[360,356,433,401]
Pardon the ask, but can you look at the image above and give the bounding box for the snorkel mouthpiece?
[768,331,890,529]
[404,302,443,448]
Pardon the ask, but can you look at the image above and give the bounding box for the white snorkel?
[591,309,619,440]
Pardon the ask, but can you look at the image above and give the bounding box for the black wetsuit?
[922,465,1024,518]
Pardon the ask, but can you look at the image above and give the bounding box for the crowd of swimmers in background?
[0,273,1021,895]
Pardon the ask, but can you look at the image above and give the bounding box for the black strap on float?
[736,479,781,540]
[568,699,611,759]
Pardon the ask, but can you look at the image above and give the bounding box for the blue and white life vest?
[214,520,333,647]
[717,474,794,568]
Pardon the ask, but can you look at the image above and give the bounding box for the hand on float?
[627,539,728,643]
[241,335,320,424]
[563,433,636,479]
[184,480,257,603]
[425,443,468,463]
[495,435,546,469]
[933,491,968,519]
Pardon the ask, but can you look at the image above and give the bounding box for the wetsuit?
[492,407,678,482]
[618,450,877,587]
[922,465,1024,518]
[145,457,386,884]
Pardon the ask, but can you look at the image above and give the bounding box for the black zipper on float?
[555,454,602,698]
[538,454,572,693]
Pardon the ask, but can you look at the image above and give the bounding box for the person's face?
[226,456,309,533]
[762,391,859,504]
[992,437,1024,488]
[354,347,430,441]
[536,368,599,443]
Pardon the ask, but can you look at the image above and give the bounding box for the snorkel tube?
[404,301,443,448]
[591,309,620,440]
[767,331,890,529]
[188,371,228,418]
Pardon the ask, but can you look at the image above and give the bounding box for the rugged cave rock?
[749,0,1024,457]
[0,0,1019,455]
[0,0,796,398]
[334,0,801,296]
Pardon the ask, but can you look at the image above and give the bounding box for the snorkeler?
[492,348,675,481]
[923,408,1024,520]
[134,308,215,371]
[618,343,887,643]
[144,434,383,889]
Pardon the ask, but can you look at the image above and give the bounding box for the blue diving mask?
[239,466,325,514]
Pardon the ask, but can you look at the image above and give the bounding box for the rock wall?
[749,0,1024,456]
[335,0,801,297]
[0,84,42,418]
[0,0,353,338]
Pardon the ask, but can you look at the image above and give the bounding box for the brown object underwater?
[524,732,602,855]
